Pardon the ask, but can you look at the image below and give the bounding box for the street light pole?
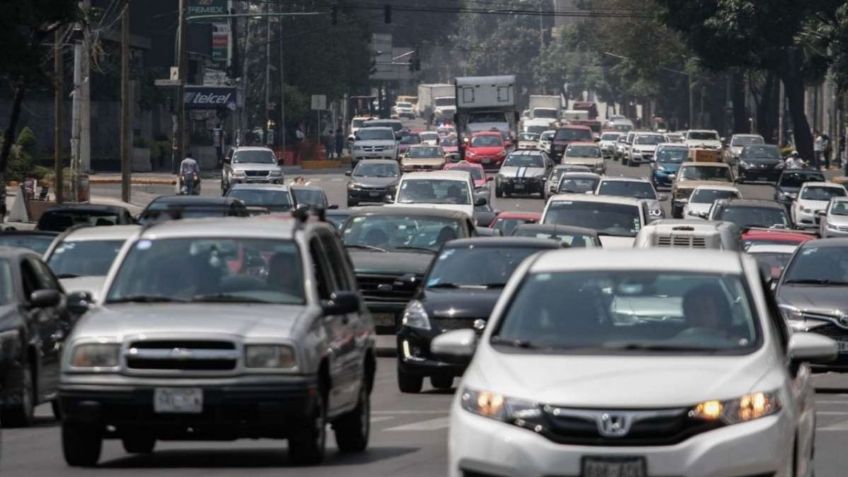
[176,0,188,172]
[688,73,694,129]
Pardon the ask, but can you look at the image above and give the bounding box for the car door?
[19,257,64,401]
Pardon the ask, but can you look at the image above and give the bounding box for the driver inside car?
[674,284,737,345]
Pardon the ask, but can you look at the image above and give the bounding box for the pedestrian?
[813,130,824,170]
[823,133,832,169]
[334,128,344,159]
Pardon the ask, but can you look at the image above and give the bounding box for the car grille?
[655,235,707,248]
[244,170,269,177]
[431,317,484,332]
[357,274,420,304]
[363,145,387,152]
[126,340,238,371]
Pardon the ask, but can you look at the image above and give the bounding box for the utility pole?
[778,81,785,146]
[71,21,83,201]
[120,2,131,203]
[80,0,91,173]
[278,7,286,155]
[54,30,64,204]
[240,12,251,146]
[264,1,272,144]
[688,73,695,129]
[176,0,188,170]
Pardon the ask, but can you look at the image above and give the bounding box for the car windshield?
[396,102,411,108]
[492,271,759,354]
[354,162,399,178]
[524,126,547,135]
[688,131,719,140]
[519,132,540,141]
[565,146,601,158]
[493,217,537,235]
[541,131,555,141]
[227,189,292,212]
[471,135,502,147]
[691,189,739,203]
[352,119,366,128]
[48,240,125,278]
[680,166,731,181]
[558,176,600,194]
[779,172,826,188]
[0,234,55,254]
[450,166,484,181]
[420,132,439,141]
[342,215,461,252]
[601,133,620,141]
[543,201,642,237]
[427,246,546,288]
[357,128,396,141]
[831,201,848,216]
[408,147,442,158]
[513,228,599,248]
[597,181,656,200]
[656,148,688,163]
[750,252,792,280]
[441,136,458,147]
[635,135,664,145]
[399,135,421,145]
[732,136,764,146]
[801,186,847,201]
[364,121,403,132]
[106,238,305,304]
[292,189,328,208]
[397,179,470,205]
[716,206,789,228]
[534,109,558,119]
[555,128,593,141]
[38,211,122,232]
[233,150,276,164]
[783,245,848,285]
[742,145,779,159]
[504,154,544,167]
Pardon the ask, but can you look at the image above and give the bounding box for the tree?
[0,0,77,213]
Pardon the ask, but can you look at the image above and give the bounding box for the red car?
[464,131,507,169]
[550,125,593,162]
[741,228,816,249]
[490,212,541,236]
[444,160,488,190]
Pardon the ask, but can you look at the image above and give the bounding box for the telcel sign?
[184,86,237,110]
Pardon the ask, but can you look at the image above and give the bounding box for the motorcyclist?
[784,151,806,170]
[179,150,200,195]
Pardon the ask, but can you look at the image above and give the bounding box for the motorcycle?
[178,173,202,195]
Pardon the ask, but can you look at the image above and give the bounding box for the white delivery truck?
[528,94,562,125]
[417,84,455,124]
[454,75,518,145]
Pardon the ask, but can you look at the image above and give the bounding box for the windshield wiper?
[784,278,848,286]
[427,282,460,289]
[482,283,507,289]
[603,342,719,353]
[345,244,387,252]
[56,273,79,279]
[393,246,436,253]
[191,293,271,304]
[107,295,187,304]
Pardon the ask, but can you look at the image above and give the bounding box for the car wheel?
[397,368,423,393]
[62,421,103,467]
[122,434,156,454]
[622,157,629,166]
[288,382,327,465]
[333,379,370,453]
[430,376,454,390]
[1,364,35,427]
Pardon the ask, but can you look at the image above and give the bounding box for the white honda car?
[434,249,836,477]
[791,182,847,229]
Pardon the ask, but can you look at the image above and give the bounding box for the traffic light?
[384,5,391,23]
[331,4,338,25]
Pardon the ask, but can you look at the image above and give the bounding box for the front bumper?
[230,176,283,185]
[397,327,468,378]
[651,170,675,188]
[466,156,505,169]
[348,187,392,203]
[498,177,545,194]
[794,209,820,228]
[821,224,848,237]
[352,150,397,162]
[449,406,793,477]
[59,376,319,440]
[630,152,654,164]
[401,160,446,172]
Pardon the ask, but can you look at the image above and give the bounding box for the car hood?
[632,145,658,152]
[60,276,106,301]
[468,147,505,155]
[655,162,681,173]
[421,289,501,319]
[778,285,848,314]
[469,348,771,407]
[231,163,281,172]
[350,176,399,188]
[598,235,636,248]
[387,203,474,218]
[826,214,848,226]
[403,157,445,165]
[499,166,547,178]
[349,250,435,276]
[676,180,731,191]
[796,198,830,210]
[74,303,310,341]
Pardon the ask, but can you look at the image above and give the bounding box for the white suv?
[351,127,398,166]
[434,249,836,477]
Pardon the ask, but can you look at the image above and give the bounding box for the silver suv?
[351,127,398,166]
[221,147,284,192]
[58,217,376,467]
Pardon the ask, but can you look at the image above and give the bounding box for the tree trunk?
[755,73,779,142]
[781,72,814,161]
[731,70,748,133]
[0,80,26,217]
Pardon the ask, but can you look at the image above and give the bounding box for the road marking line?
[384,416,450,432]
[814,400,848,404]
[373,410,448,415]
[370,416,395,423]
[819,419,848,431]
[815,411,848,415]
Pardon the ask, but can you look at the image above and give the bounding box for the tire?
[397,368,423,394]
[288,383,326,466]
[622,157,629,166]
[430,376,454,390]
[495,185,503,198]
[334,381,370,453]
[122,434,156,454]
[62,421,102,467]
[1,365,35,427]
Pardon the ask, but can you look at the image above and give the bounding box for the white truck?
[454,75,518,143]
[417,84,455,124]
[528,94,561,125]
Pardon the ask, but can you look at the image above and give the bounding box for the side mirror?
[486,176,494,182]
[474,197,488,207]
[788,332,837,364]
[657,193,669,201]
[30,289,61,308]
[431,329,477,361]
[67,290,93,315]
[344,170,352,177]
[321,291,360,315]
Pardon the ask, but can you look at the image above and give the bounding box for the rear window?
[555,128,593,142]
[37,210,122,232]
[779,172,826,188]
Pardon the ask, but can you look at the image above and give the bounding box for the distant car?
[728,134,765,162]
[464,132,508,170]
[538,130,556,155]
[773,169,827,206]
[225,183,294,213]
[512,223,601,247]
[595,177,665,219]
[351,127,399,166]
[517,132,540,150]
[441,135,460,160]
[682,185,742,219]
[684,129,722,150]
[651,144,690,189]
[495,150,553,198]
[633,219,742,251]
[0,230,58,254]
[736,144,783,183]
[393,101,415,119]
[444,160,489,200]
[598,132,622,158]
[291,185,333,210]
[550,125,593,161]
[324,208,355,231]
[346,159,400,207]
[138,196,249,224]
[473,202,498,228]
[820,197,848,238]
[348,115,373,140]
[402,145,446,173]
[541,194,648,248]
[556,172,601,195]
[562,142,604,174]
[747,243,799,281]
[664,132,685,143]
[419,131,440,146]
[397,132,421,157]
[545,165,592,199]
[791,182,847,230]
[361,118,404,137]
[393,170,481,219]
[671,162,734,218]
[221,146,284,192]
[490,212,541,236]
[396,238,561,393]
[35,204,136,232]
[708,199,792,230]
[626,132,665,166]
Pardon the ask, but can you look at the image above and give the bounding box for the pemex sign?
[188,0,227,22]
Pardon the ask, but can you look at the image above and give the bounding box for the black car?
[396,238,562,393]
[291,185,337,210]
[775,239,848,368]
[0,247,71,426]
[340,207,478,333]
[35,204,136,232]
[0,230,59,255]
[773,169,826,206]
[512,224,603,247]
[708,199,792,229]
[138,196,249,224]
[346,160,400,207]
[736,144,783,183]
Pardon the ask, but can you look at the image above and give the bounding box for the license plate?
[482,158,491,164]
[514,183,525,190]
[369,191,381,197]
[154,388,203,414]
[582,457,646,477]
[372,313,397,328]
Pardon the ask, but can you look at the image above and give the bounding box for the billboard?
[188,0,228,22]
[184,86,237,110]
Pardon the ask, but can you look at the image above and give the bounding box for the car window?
[0,234,55,254]
[493,217,537,236]
[801,186,847,201]
[399,135,421,145]
[655,148,688,163]
[601,133,620,141]
[504,154,544,167]
[397,179,471,205]
[227,189,292,212]
[37,210,121,232]
[342,214,462,252]
[687,131,719,140]
[233,150,276,164]
[493,270,759,354]
[0,259,14,305]
[356,128,395,141]
[597,181,656,200]
[441,136,459,147]
[558,176,600,194]
[427,246,547,288]
[830,201,848,216]
[354,162,399,177]
[635,135,664,145]
[565,146,601,158]
[691,189,740,203]
[513,229,599,248]
[449,166,484,181]
[732,136,764,146]
[309,238,334,300]
[742,145,779,159]
[318,231,354,291]
[680,166,731,181]
[408,147,442,158]
[48,239,125,278]
[555,128,592,141]
[717,206,789,229]
[783,245,848,285]
[471,135,502,147]
[292,189,328,208]
[544,201,642,237]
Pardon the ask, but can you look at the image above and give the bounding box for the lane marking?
[815,411,848,415]
[384,416,450,432]
[819,419,848,431]
[370,416,395,423]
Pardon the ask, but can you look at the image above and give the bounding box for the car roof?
[687,129,719,133]
[746,243,798,254]
[471,131,503,137]
[151,195,241,206]
[598,176,651,184]
[567,141,598,147]
[800,181,844,188]
[0,230,58,237]
[548,194,643,206]
[553,164,591,170]
[718,199,784,209]
[358,126,394,132]
[562,172,601,179]
[400,171,470,181]
[531,249,745,274]
[444,161,483,170]
[800,238,848,248]
[742,229,815,241]
[496,212,541,220]
[229,183,290,191]
[355,159,398,166]
[141,217,303,240]
[733,134,764,138]
[633,132,664,136]
[232,146,274,152]
[347,206,470,220]
[44,203,129,213]
[515,224,599,236]
[558,125,591,131]
[60,225,141,241]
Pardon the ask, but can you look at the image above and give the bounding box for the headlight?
[690,390,781,425]
[779,304,805,330]
[466,150,477,157]
[269,170,282,177]
[245,345,297,369]
[460,387,540,422]
[739,160,750,168]
[232,170,246,177]
[348,182,361,190]
[401,300,430,330]
[649,208,663,217]
[71,343,120,369]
